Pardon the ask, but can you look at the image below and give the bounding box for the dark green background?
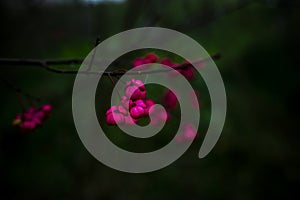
[0,0,299,199]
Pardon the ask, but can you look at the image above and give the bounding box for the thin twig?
[0,53,220,76]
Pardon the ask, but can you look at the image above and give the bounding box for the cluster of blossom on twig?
[13,104,52,133]
[106,78,169,126]
[106,53,200,142]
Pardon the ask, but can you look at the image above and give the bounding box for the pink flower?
[32,116,42,126]
[125,79,145,90]
[106,105,140,126]
[132,99,147,108]
[42,104,52,119]
[175,123,197,143]
[124,115,138,125]
[144,99,155,116]
[183,123,197,140]
[160,58,178,68]
[181,62,195,79]
[163,90,178,109]
[121,96,133,110]
[130,106,145,119]
[125,79,146,100]
[144,53,158,63]
[133,58,145,67]
[160,59,195,79]
[132,53,158,67]
[13,104,53,133]
[149,106,170,126]
[106,106,126,125]
[21,121,36,132]
[190,91,200,108]
[160,58,182,77]
[34,110,45,120]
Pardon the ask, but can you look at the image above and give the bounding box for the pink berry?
[125,86,140,100]
[145,53,158,63]
[105,106,128,125]
[125,79,146,100]
[133,58,145,67]
[190,91,200,108]
[181,62,195,79]
[106,113,124,125]
[42,104,52,112]
[32,117,42,126]
[163,90,178,109]
[121,96,132,110]
[130,106,144,119]
[124,115,138,125]
[106,105,117,115]
[183,124,197,140]
[144,99,155,116]
[133,53,158,68]
[175,123,197,143]
[160,58,177,68]
[42,104,52,119]
[134,99,147,108]
[21,121,36,132]
[118,105,127,115]
[149,107,170,126]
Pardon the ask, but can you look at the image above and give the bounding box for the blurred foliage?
[0,0,299,199]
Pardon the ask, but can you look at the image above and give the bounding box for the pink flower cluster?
[106,79,158,125]
[132,53,200,141]
[133,53,198,79]
[105,53,201,142]
[13,104,52,133]
[133,53,158,67]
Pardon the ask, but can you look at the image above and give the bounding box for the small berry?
[130,106,145,119]
[163,90,178,109]
[125,79,146,100]
[106,106,126,125]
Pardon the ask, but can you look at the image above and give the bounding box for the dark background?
[0,0,299,199]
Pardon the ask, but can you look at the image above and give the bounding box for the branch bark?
[0,53,220,76]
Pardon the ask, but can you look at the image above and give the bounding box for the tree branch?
[0,53,220,76]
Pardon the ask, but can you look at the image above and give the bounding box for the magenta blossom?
[124,115,138,125]
[106,105,127,125]
[190,91,200,108]
[133,53,158,67]
[143,99,155,116]
[130,106,145,119]
[163,90,178,109]
[106,105,139,126]
[149,106,170,126]
[125,79,146,100]
[160,58,196,79]
[133,58,145,68]
[144,53,158,63]
[13,104,53,133]
[160,58,178,68]
[180,62,195,79]
[42,104,52,118]
[106,79,157,126]
[21,121,36,132]
[175,123,197,143]
[128,98,155,119]
[121,96,133,110]
[130,99,147,109]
